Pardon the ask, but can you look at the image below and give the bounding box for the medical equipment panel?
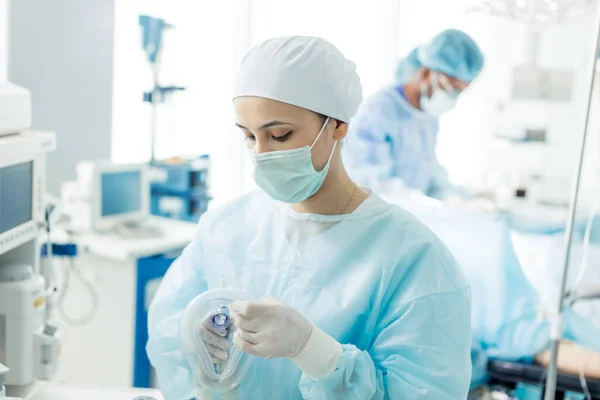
[0,131,55,257]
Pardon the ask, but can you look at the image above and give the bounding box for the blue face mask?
[248,117,336,203]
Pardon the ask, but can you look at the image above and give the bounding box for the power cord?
[579,351,592,400]
[43,198,99,326]
[56,256,100,326]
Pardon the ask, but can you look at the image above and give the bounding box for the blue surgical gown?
[147,190,472,399]
[393,198,551,385]
[392,194,600,386]
[344,85,452,200]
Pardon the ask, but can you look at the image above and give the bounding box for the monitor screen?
[101,170,142,217]
[0,161,33,234]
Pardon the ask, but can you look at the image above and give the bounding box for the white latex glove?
[230,297,342,379]
[200,314,229,365]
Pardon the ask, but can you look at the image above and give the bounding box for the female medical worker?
[344,29,484,200]
[147,36,472,400]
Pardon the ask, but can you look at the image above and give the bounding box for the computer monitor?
[92,163,149,231]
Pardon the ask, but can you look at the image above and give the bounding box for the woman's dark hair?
[315,112,328,124]
[315,112,346,128]
[315,113,335,124]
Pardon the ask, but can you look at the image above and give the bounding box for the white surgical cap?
[233,36,363,123]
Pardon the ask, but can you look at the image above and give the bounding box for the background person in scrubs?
[344,29,484,200]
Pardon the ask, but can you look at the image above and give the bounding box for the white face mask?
[419,72,459,118]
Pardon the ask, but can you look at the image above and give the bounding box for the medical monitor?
[0,161,33,233]
[92,162,149,231]
[0,131,55,256]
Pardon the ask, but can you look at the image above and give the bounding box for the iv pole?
[543,4,600,400]
[139,15,185,164]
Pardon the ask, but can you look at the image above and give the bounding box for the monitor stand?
[114,219,163,239]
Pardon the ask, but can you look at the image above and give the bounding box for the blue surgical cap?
[395,48,421,83]
[396,29,484,83]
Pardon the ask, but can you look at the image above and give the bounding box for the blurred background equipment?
[149,156,211,222]
[0,84,61,399]
[467,0,596,27]
[0,83,30,137]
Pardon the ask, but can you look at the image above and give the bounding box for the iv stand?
[543,5,600,400]
[139,15,185,164]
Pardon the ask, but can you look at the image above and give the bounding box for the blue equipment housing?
[150,156,212,223]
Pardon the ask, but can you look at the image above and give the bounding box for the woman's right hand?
[201,315,230,365]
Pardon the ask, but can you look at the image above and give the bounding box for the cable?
[44,193,63,226]
[542,343,593,400]
[43,193,99,326]
[44,202,59,325]
[539,361,548,387]
[41,196,70,349]
[56,257,99,326]
[572,197,599,290]
[579,351,592,400]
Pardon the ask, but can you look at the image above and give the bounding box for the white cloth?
[233,36,363,123]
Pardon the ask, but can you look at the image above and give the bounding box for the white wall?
[8,0,115,195]
[0,0,7,80]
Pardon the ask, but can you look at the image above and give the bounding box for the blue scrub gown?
[344,85,452,200]
[147,191,472,399]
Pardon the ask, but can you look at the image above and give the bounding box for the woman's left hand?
[230,297,313,359]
